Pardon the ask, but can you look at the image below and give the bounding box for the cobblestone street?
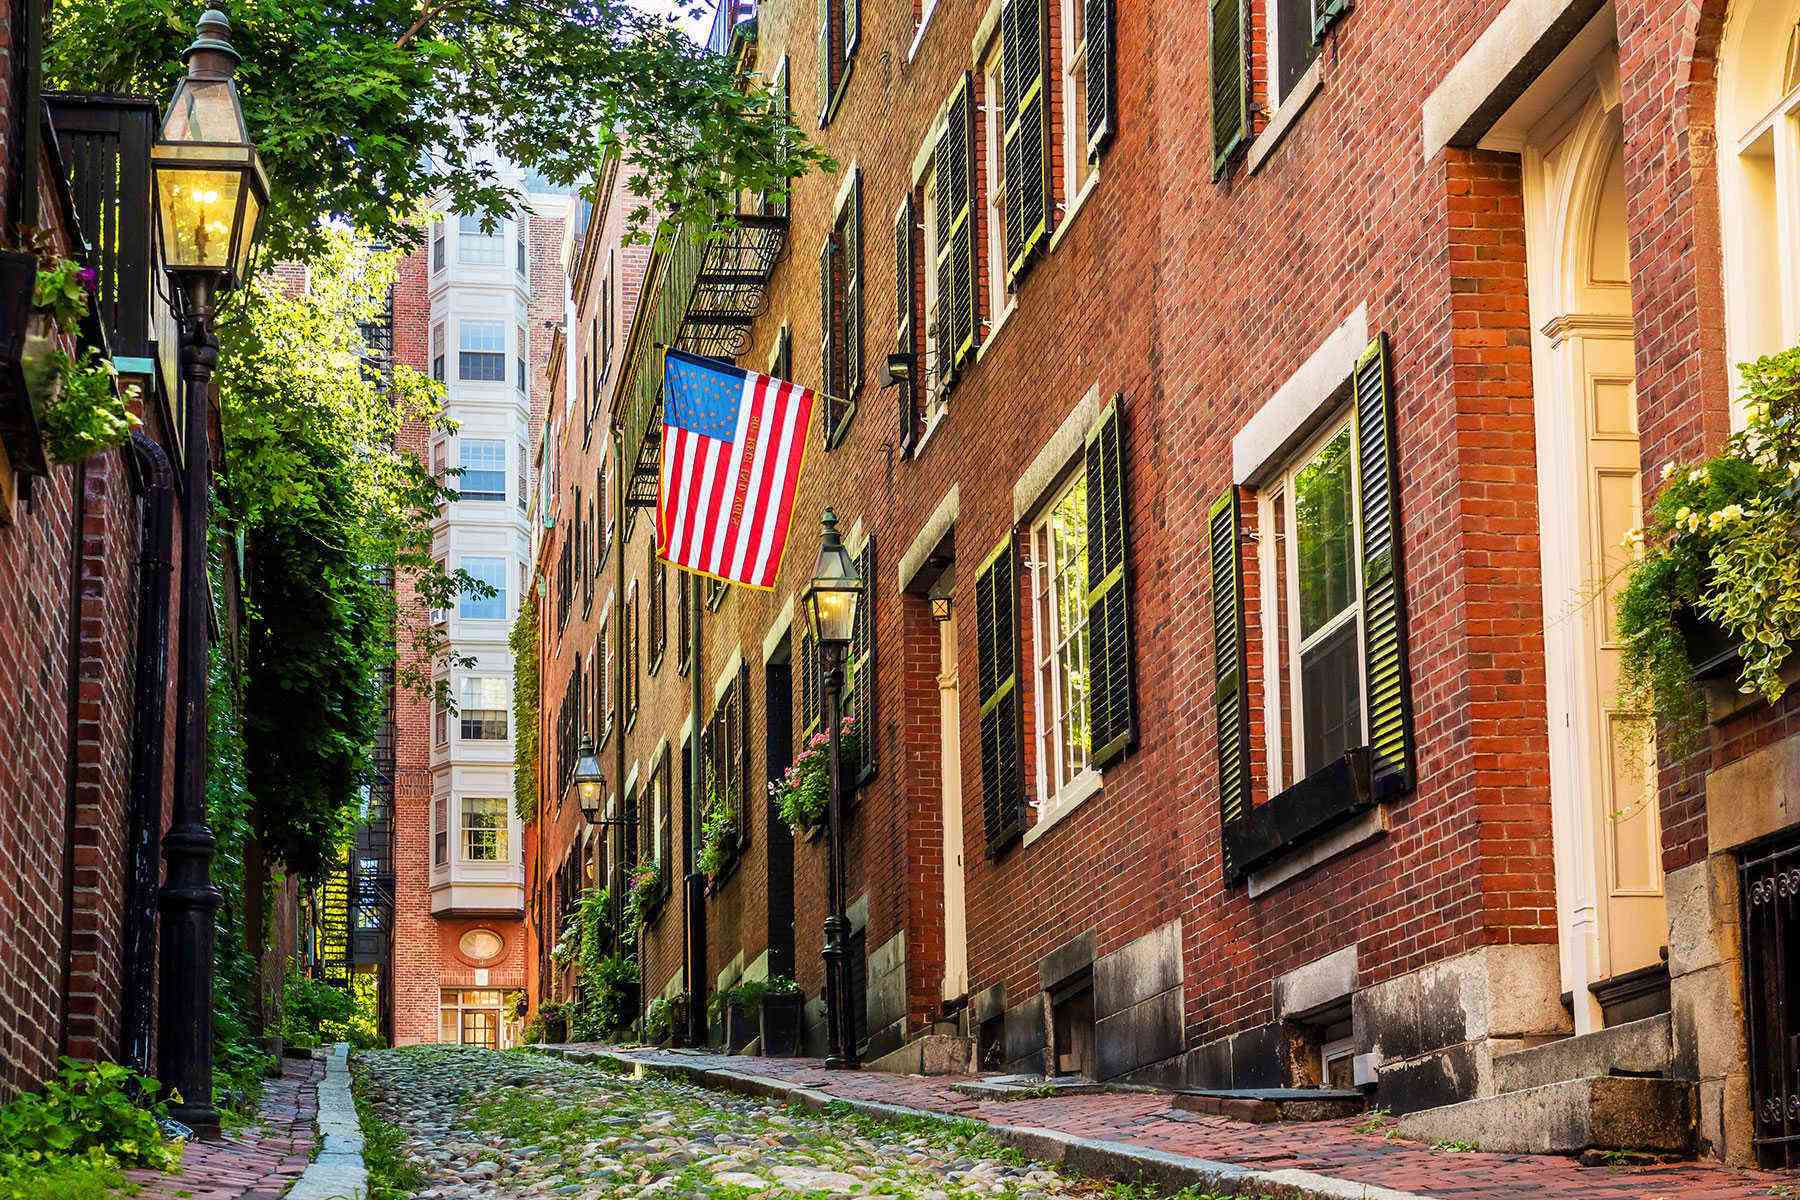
[355,1048,1128,1200]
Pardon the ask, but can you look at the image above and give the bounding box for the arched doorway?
[1522,58,1666,1036]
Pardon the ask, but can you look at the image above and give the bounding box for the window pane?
[1294,425,1355,640]
[459,438,507,501]
[458,213,505,265]
[459,676,509,740]
[459,319,507,381]
[459,556,507,620]
[462,796,509,862]
[1031,472,1092,812]
[1302,619,1362,771]
[1275,0,1319,104]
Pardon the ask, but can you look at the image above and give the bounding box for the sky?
[632,0,716,43]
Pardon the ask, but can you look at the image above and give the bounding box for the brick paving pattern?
[577,1046,1794,1200]
[124,1056,322,1200]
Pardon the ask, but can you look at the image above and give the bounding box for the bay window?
[459,556,507,621]
[458,438,507,502]
[459,677,509,741]
[458,213,504,266]
[461,796,509,862]
[459,320,507,382]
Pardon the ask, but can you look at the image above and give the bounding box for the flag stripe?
[706,372,762,576]
[731,379,783,583]
[751,382,804,586]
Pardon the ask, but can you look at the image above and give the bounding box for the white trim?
[763,595,796,664]
[974,303,1016,363]
[1014,385,1102,523]
[649,735,669,769]
[1232,305,1368,486]
[912,404,951,454]
[712,647,744,705]
[1023,771,1103,848]
[908,0,941,63]
[1046,167,1102,255]
[833,161,862,219]
[1248,61,1322,175]
[624,760,640,797]
[1421,0,1603,161]
[846,516,868,558]
[971,0,1003,61]
[899,485,960,592]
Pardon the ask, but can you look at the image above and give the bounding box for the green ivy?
[695,783,737,879]
[512,594,540,824]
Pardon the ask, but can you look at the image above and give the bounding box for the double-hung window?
[458,438,507,502]
[459,677,509,741]
[1029,470,1096,822]
[433,693,448,746]
[1058,0,1095,203]
[459,320,507,382]
[516,326,528,395]
[432,222,446,273]
[461,796,509,862]
[1261,419,1363,787]
[981,42,1011,335]
[458,213,505,266]
[516,213,528,276]
[431,323,446,382]
[1271,0,1321,111]
[817,0,859,124]
[433,796,448,864]
[820,168,863,445]
[459,555,507,621]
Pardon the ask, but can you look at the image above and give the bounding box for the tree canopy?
[46,0,830,258]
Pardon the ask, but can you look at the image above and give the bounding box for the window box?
[759,991,805,1057]
[1222,745,1386,881]
[1677,607,1741,684]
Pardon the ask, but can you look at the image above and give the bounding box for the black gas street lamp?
[151,6,267,1140]
[803,508,862,1070]
[573,735,607,824]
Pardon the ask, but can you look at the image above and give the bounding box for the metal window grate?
[1742,833,1800,1168]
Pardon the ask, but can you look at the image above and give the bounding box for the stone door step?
[1493,1012,1671,1095]
[1172,1088,1366,1123]
[952,1074,1106,1098]
[865,1033,975,1077]
[1394,1075,1694,1155]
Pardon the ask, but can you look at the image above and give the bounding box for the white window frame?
[431,322,446,382]
[460,795,510,863]
[458,555,509,621]
[458,213,505,266]
[1267,0,1321,115]
[981,40,1014,345]
[458,319,507,382]
[1027,466,1100,831]
[458,675,510,741]
[432,795,449,864]
[1057,0,1095,211]
[1256,411,1368,796]
[458,437,508,503]
[431,222,446,274]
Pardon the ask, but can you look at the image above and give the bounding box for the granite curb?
[286,1043,368,1200]
[534,1046,1436,1200]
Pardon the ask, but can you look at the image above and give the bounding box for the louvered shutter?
[819,236,835,411]
[850,539,877,784]
[801,630,821,734]
[818,0,833,122]
[894,194,918,457]
[735,662,751,839]
[1210,488,1249,880]
[976,535,1025,856]
[1354,333,1416,796]
[1210,0,1248,177]
[1002,0,1049,280]
[1084,0,1114,159]
[1084,397,1135,768]
[845,173,863,400]
[933,76,977,374]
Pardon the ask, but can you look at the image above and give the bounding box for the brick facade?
[518,0,1796,1164]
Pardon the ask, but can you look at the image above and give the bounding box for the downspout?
[685,570,705,1046]
[57,458,90,1057]
[121,432,174,1075]
[612,425,626,939]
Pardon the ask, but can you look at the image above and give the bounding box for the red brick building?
[522,0,1800,1168]
[387,166,573,1048]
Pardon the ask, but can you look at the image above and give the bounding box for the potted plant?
[624,860,661,933]
[696,782,737,880]
[643,994,687,1046]
[708,984,758,1053]
[21,255,94,408]
[1617,345,1800,748]
[755,976,804,1057]
[770,716,859,836]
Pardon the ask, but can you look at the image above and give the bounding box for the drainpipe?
[611,425,627,944]
[121,432,174,1075]
[685,570,705,1047]
[58,458,89,1058]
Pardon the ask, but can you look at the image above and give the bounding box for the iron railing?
[1742,834,1800,1167]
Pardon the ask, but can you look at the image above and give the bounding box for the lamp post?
[803,509,863,1070]
[151,6,267,1140]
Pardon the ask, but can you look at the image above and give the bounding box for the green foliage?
[695,783,737,878]
[217,233,462,883]
[0,1059,181,1180]
[512,594,540,823]
[642,995,682,1043]
[45,0,834,259]
[622,860,660,933]
[38,348,137,464]
[709,974,800,1022]
[1618,345,1800,748]
[769,716,856,832]
[0,1154,126,1200]
[281,971,357,1049]
[31,257,91,333]
[572,953,639,1042]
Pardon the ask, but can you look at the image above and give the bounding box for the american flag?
[657,347,815,589]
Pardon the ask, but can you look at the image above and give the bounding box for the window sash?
[458,438,507,501]
[461,796,509,862]
[459,556,508,620]
[458,214,505,265]
[1263,416,1368,791]
[433,796,448,864]
[1030,473,1095,812]
[1270,0,1319,110]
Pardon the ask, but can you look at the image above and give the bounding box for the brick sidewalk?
[568,1044,1792,1200]
[124,1056,322,1200]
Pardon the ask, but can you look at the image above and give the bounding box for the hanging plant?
[1617,345,1800,750]
[769,715,859,833]
[696,781,737,879]
[38,349,136,464]
[33,257,95,335]
[623,860,660,932]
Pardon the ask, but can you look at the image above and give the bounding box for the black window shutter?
[801,630,820,734]
[1003,0,1049,280]
[932,77,976,379]
[976,534,1025,856]
[736,661,751,841]
[1084,0,1114,159]
[1354,332,1416,796]
[1210,488,1249,880]
[1210,0,1248,178]
[850,539,877,783]
[1084,397,1135,769]
[846,172,863,400]
[894,193,918,457]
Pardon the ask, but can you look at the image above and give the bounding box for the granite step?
[1395,1075,1693,1155]
[1494,1013,1671,1095]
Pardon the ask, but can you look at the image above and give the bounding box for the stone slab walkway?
[287,1043,367,1200]
[125,1055,322,1200]
[552,1044,1795,1200]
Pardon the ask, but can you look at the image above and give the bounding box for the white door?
[940,611,969,1002]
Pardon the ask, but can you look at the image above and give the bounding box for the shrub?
[281,970,381,1049]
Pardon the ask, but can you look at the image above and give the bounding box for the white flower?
[1661,462,1678,481]
[1619,526,1645,552]
[1688,468,1706,484]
